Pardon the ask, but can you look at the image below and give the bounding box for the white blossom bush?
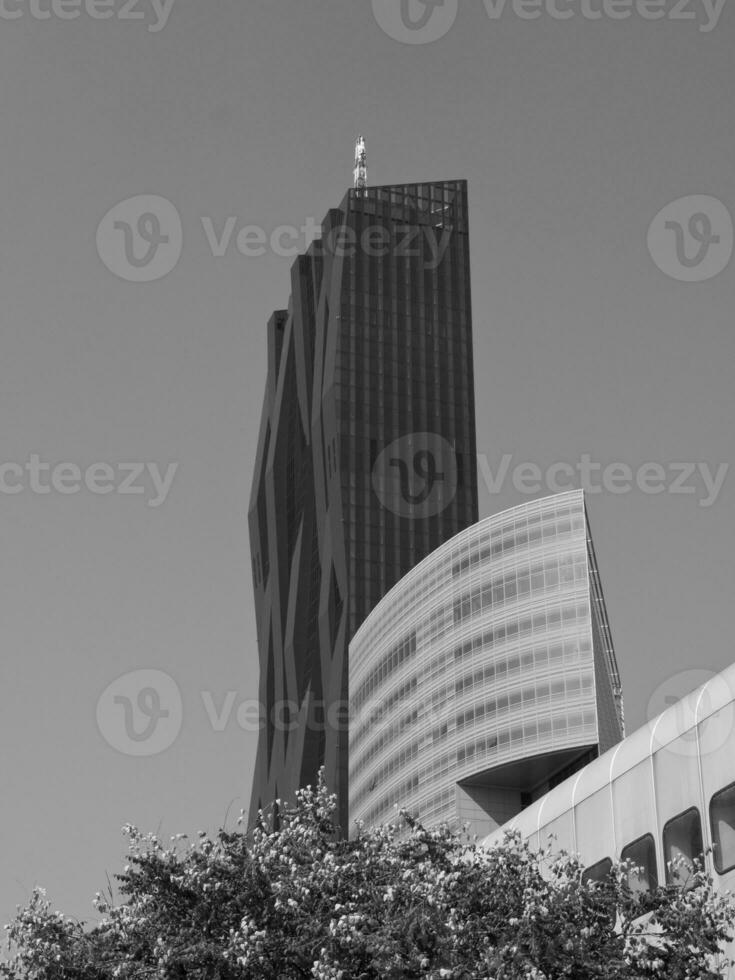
[3,771,734,979]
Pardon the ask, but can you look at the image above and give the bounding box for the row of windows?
[422,647,454,683]
[352,727,456,815]
[583,785,735,891]
[344,218,461,240]
[338,302,470,321]
[350,677,420,752]
[339,445,474,471]
[348,203,464,228]
[345,240,461,263]
[452,505,582,554]
[335,363,472,382]
[337,332,469,350]
[344,302,468,321]
[336,334,470,354]
[356,773,420,831]
[421,788,456,827]
[337,374,472,395]
[339,410,469,430]
[451,518,585,576]
[351,707,420,779]
[339,418,464,439]
[341,238,468,264]
[351,739,422,813]
[334,370,472,388]
[357,614,597,698]
[457,710,596,766]
[352,631,417,712]
[349,547,425,571]
[455,636,590,696]
[454,607,592,663]
[347,253,461,273]
[353,561,583,662]
[452,502,584,540]
[340,294,471,314]
[453,561,587,625]
[343,505,467,527]
[345,216,465,241]
[349,181,464,205]
[345,276,465,293]
[350,676,426,758]
[416,746,455,786]
[420,609,458,648]
[351,589,591,687]
[338,398,472,419]
[353,643,594,780]
[456,672,594,730]
[341,286,468,304]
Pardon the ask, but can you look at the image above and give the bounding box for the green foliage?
[3,773,734,979]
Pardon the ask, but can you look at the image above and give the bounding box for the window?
[620,834,658,894]
[582,858,612,884]
[662,807,703,887]
[710,783,735,874]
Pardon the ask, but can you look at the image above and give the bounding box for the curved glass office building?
[349,490,624,838]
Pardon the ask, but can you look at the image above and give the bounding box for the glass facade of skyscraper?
[248,181,478,831]
[338,182,477,626]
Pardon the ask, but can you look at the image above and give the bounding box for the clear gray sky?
[0,0,733,933]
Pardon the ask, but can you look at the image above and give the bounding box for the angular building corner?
[248,181,479,831]
[348,489,625,838]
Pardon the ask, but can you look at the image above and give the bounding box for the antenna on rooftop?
[353,136,367,196]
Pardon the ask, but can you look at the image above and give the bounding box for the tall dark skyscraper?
[248,177,478,830]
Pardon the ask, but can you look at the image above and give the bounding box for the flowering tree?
[3,773,734,979]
